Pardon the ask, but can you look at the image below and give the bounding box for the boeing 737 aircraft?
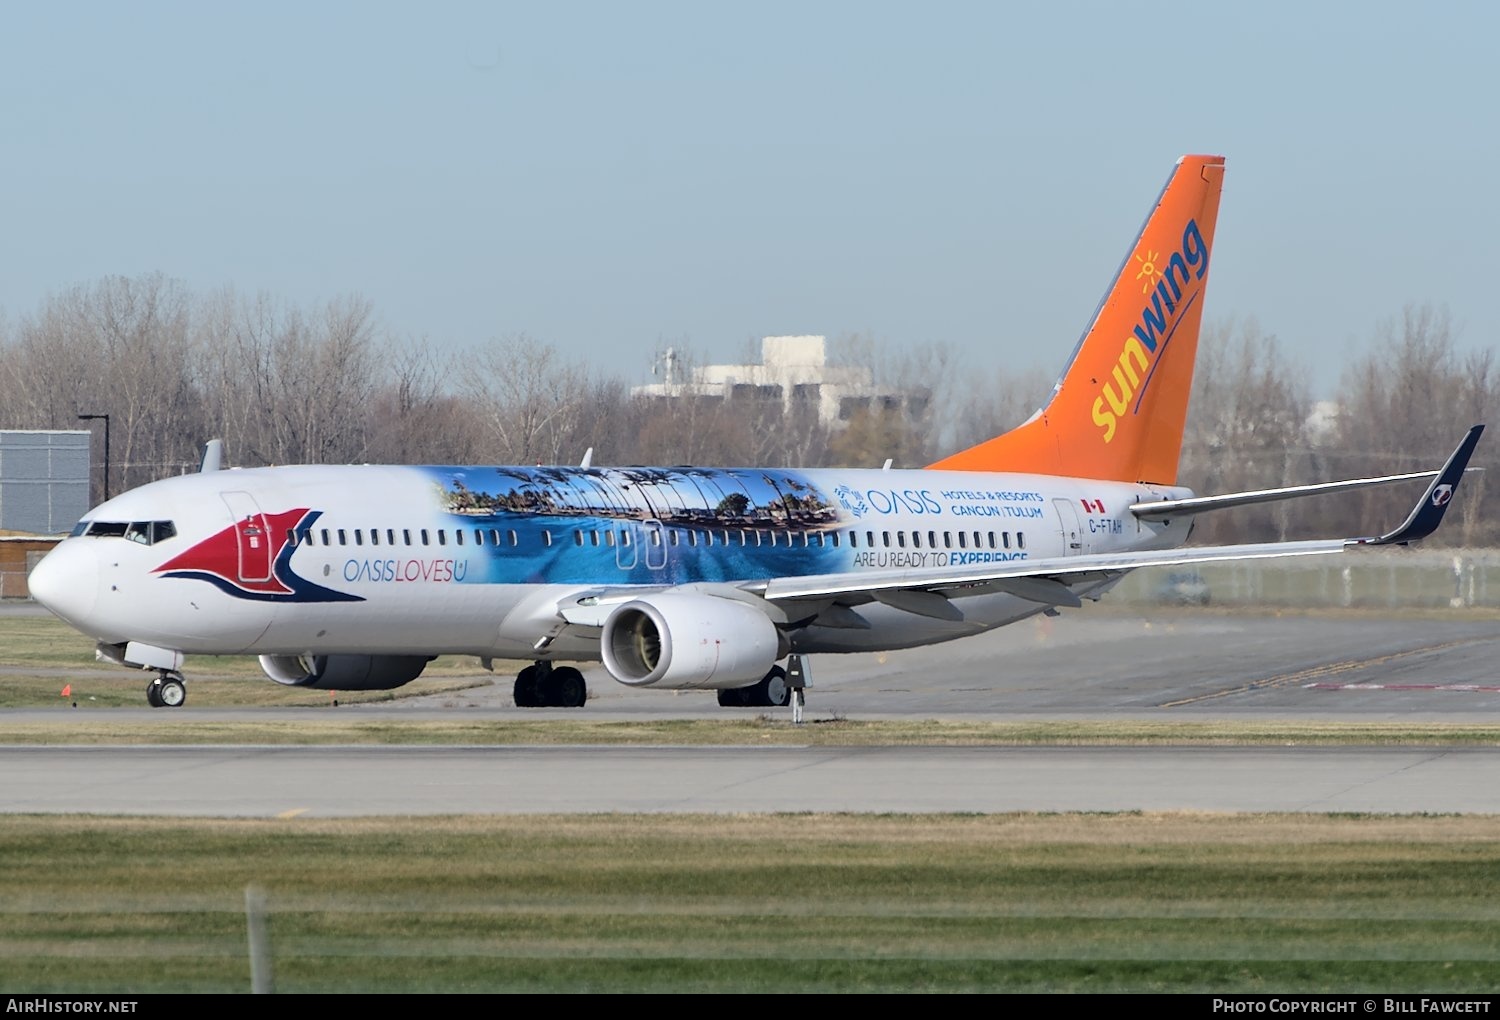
[27,154,1483,710]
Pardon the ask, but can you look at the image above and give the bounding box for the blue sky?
[2,1,1494,396]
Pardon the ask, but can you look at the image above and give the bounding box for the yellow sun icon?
[1134,249,1159,293]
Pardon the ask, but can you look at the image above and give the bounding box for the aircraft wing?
[554,427,1481,628]
[1131,470,1444,522]
[753,425,1484,611]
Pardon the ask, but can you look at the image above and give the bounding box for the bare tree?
[460,333,600,465]
[365,337,483,464]
[0,274,205,491]
[200,291,380,466]
[1178,318,1313,542]
[1328,303,1499,544]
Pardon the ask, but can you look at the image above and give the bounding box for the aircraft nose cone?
[28,541,99,627]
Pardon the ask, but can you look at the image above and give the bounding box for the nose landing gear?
[146,671,187,708]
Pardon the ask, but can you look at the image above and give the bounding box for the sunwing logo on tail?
[1091,219,1210,443]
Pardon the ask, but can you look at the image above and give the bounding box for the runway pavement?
[5,606,1500,815]
[6,743,1500,816]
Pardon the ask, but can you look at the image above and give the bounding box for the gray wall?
[0,430,90,535]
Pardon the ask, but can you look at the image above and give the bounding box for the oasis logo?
[834,484,869,519]
[1091,218,1209,443]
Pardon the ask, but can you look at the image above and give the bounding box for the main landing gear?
[513,661,588,708]
[145,670,187,709]
[716,665,793,708]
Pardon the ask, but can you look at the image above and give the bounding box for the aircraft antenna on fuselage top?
[199,440,224,473]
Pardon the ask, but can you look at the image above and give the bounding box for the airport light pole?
[77,413,110,503]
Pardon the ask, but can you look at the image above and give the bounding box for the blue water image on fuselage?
[428,464,851,586]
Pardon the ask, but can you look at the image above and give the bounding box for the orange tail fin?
[929,154,1225,484]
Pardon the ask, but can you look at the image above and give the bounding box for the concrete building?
[633,335,928,426]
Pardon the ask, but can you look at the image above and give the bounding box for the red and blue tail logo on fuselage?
[154,508,363,603]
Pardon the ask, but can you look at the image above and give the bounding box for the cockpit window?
[81,521,177,545]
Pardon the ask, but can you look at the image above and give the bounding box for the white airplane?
[27,154,1483,710]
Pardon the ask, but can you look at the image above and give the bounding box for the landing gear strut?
[717,656,811,719]
[146,670,187,709]
[513,661,588,708]
[717,664,792,708]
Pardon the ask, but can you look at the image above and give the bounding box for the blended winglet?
[1358,425,1484,546]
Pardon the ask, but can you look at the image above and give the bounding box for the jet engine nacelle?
[258,653,432,691]
[600,593,782,690]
